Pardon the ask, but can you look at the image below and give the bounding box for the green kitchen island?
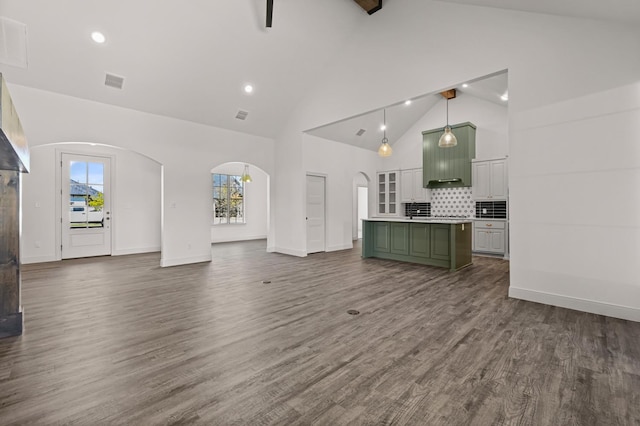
[362,218,472,271]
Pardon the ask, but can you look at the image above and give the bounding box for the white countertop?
[366,217,472,224]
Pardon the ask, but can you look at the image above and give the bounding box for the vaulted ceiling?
[0,0,637,144]
[0,0,370,139]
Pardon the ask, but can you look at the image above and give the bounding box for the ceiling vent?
[0,17,28,69]
[104,73,124,89]
[356,128,366,136]
[235,110,249,120]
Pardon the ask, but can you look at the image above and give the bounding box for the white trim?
[509,286,640,323]
[22,255,58,264]
[327,244,353,252]
[161,254,212,267]
[271,246,307,257]
[211,235,267,244]
[112,246,161,256]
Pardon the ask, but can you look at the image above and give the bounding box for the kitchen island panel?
[409,223,430,258]
[390,222,410,255]
[362,219,472,271]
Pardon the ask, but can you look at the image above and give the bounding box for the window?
[212,173,245,224]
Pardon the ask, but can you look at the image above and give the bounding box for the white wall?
[209,162,269,243]
[508,81,640,321]
[10,84,275,267]
[303,134,379,252]
[21,143,161,263]
[274,1,640,320]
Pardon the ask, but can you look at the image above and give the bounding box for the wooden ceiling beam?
[440,89,457,100]
[353,0,382,15]
[266,0,273,27]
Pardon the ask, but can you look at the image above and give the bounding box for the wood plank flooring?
[1,240,639,425]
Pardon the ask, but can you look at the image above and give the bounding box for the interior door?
[61,153,111,259]
[306,175,325,254]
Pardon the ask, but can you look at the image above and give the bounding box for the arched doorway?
[209,162,270,245]
[22,142,162,263]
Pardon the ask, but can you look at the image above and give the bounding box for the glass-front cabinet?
[377,171,399,216]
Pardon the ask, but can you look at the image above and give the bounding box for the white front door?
[61,153,112,259]
[306,175,325,254]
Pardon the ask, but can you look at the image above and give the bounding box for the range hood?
[422,122,476,188]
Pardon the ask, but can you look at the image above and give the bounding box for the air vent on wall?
[356,128,366,136]
[235,110,249,120]
[0,17,28,69]
[104,73,124,89]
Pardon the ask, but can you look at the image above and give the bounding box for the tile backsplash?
[431,187,475,217]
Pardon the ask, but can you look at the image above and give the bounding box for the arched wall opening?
[22,142,163,263]
[209,162,270,245]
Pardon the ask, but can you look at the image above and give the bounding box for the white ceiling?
[0,0,636,144]
[0,0,368,139]
[435,0,640,25]
[306,71,508,151]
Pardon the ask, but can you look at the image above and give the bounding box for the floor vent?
[356,128,366,136]
[235,110,249,120]
[262,280,271,284]
[347,309,360,315]
[105,73,124,89]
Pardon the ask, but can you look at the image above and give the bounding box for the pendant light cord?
[383,109,387,140]
[446,98,449,128]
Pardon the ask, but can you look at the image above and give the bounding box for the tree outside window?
[212,174,245,224]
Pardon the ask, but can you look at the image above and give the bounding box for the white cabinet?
[472,158,507,200]
[473,220,506,254]
[400,169,430,203]
[377,171,400,216]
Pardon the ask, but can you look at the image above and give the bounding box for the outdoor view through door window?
[212,174,245,224]
[69,161,105,228]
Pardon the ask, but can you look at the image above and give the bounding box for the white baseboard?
[21,255,58,264]
[112,246,161,256]
[327,244,353,252]
[161,254,212,267]
[211,235,267,244]
[509,287,640,323]
[271,247,307,257]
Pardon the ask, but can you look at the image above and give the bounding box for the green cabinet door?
[409,223,430,258]
[373,222,390,252]
[390,222,409,255]
[430,224,451,261]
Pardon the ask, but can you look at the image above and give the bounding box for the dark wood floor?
[1,240,639,425]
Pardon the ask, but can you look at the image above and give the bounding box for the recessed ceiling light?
[91,31,106,44]
[380,124,386,131]
[404,100,412,106]
[462,83,469,88]
[244,84,254,94]
[500,92,508,101]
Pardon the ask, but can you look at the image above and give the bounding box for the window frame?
[212,173,246,225]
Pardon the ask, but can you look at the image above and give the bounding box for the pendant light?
[241,164,252,183]
[377,109,392,157]
[438,93,457,148]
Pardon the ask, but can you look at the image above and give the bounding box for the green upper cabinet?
[422,122,476,188]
